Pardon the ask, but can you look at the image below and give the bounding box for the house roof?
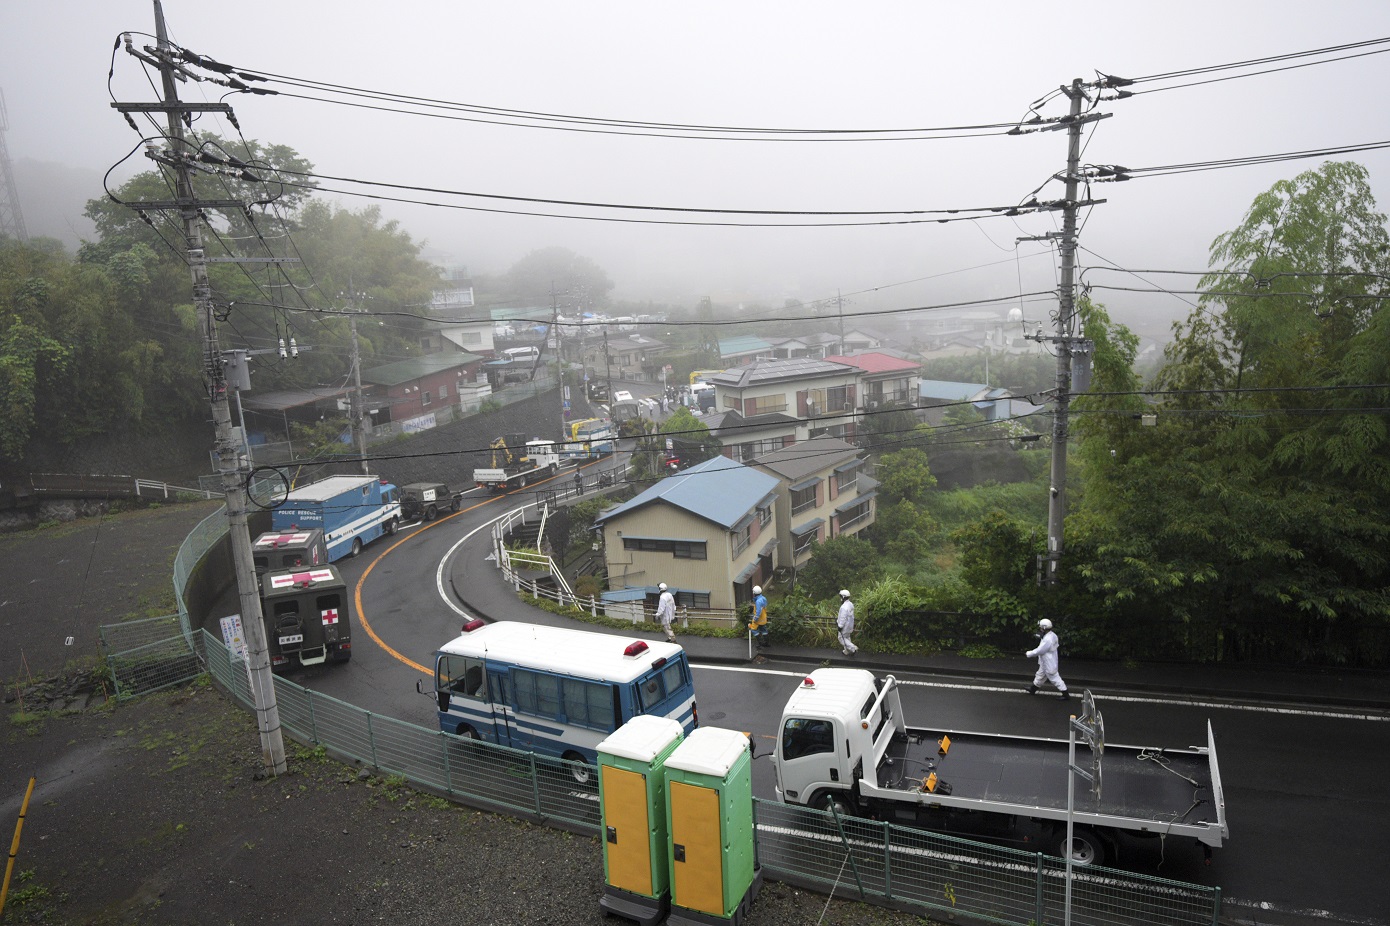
[703,409,800,437]
[240,385,352,413]
[594,456,780,530]
[606,334,668,352]
[823,351,921,375]
[362,350,482,387]
[753,436,859,481]
[718,335,773,356]
[709,357,856,388]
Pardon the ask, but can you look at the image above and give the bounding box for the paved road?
[238,436,1390,926]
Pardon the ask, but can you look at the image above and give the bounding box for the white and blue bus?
[423,620,698,774]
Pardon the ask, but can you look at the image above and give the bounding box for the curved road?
[272,433,1387,926]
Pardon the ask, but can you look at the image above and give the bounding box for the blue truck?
[271,475,401,562]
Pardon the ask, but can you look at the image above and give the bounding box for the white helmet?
[1038,618,1053,631]
[840,589,851,598]
[659,583,668,591]
[753,585,762,595]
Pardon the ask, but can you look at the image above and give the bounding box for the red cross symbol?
[321,608,339,625]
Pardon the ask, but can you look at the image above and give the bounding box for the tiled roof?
[824,351,921,375]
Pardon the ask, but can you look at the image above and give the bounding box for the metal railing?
[99,614,204,700]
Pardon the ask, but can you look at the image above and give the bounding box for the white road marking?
[435,503,534,620]
[691,663,1390,722]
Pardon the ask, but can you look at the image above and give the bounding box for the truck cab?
[775,669,901,811]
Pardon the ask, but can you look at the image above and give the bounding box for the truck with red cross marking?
[251,529,328,578]
[259,565,352,669]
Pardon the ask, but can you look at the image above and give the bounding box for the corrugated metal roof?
[717,335,772,355]
[362,351,482,387]
[594,456,781,530]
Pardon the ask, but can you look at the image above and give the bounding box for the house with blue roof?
[594,456,780,613]
[718,335,774,366]
[917,380,1046,425]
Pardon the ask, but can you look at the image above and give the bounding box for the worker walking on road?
[656,582,677,642]
[749,585,769,648]
[1026,618,1069,699]
[836,589,858,655]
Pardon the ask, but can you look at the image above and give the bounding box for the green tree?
[659,407,720,467]
[876,447,937,504]
[503,246,613,307]
[1071,163,1390,658]
[796,534,881,601]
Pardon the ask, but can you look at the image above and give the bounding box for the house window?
[724,394,741,409]
[758,503,773,527]
[623,538,708,560]
[421,390,432,406]
[792,527,819,559]
[838,498,873,531]
[731,523,751,557]
[419,337,432,351]
[439,383,449,399]
[747,395,787,415]
[837,470,857,493]
[807,386,851,415]
[791,483,818,515]
[674,591,711,610]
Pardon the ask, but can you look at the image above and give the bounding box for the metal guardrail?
[103,489,1224,926]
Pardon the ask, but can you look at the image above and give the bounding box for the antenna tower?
[0,87,28,241]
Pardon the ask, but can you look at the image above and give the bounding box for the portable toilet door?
[597,715,685,926]
[663,726,761,926]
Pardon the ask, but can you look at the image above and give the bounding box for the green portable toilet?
[663,726,762,926]
[597,714,685,926]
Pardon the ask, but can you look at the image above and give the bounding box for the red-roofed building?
[823,351,921,411]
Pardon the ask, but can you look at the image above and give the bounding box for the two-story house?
[595,456,781,613]
[752,436,875,570]
[718,335,775,366]
[709,358,862,441]
[360,350,484,434]
[824,351,922,410]
[701,409,803,463]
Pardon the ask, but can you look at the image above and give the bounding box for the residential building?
[824,351,921,410]
[718,335,775,366]
[752,436,876,571]
[701,409,803,462]
[709,358,862,441]
[360,350,484,433]
[917,380,1047,426]
[595,456,780,611]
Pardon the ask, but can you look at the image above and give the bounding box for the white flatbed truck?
[774,669,1228,866]
[473,437,562,492]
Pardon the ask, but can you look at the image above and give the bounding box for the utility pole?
[551,283,566,436]
[342,288,369,474]
[1043,78,1087,586]
[122,0,286,774]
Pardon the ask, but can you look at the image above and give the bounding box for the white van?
[612,390,634,402]
[502,346,540,362]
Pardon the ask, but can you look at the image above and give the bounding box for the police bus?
[421,620,698,779]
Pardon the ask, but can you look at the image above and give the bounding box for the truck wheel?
[563,751,592,786]
[450,497,460,513]
[812,791,856,818]
[334,647,352,664]
[519,474,528,487]
[350,538,363,557]
[1055,828,1106,867]
[548,463,557,475]
[425,504,437,521]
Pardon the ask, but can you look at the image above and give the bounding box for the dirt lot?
[0,504,917,925]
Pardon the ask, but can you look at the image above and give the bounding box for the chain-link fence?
[752,800,1221,926]
[120,500,1225,926]
[201,629,601,830]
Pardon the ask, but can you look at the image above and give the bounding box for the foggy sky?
[5,1,1390,338]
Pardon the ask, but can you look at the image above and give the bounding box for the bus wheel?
[563,751,592,785]
[456,724,479,739]
[350,538,363,557]
[384,518,398,536]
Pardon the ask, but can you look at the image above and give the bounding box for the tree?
[876,448,937,504]
[659,407,720,468]
[503,247,613,308]
[1071,163,1390,657]
[796,534,881,601]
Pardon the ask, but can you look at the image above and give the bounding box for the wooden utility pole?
[120,0,286,774]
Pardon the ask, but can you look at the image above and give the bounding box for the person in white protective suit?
[1025,618,1069,699]
[656,583,677,642]
[836,589,858,655]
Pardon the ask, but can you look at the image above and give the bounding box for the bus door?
[486,667,521,748]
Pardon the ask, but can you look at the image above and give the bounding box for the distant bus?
[689,369,724,386]
[422,621,698,779]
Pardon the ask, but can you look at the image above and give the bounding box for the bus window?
[514,669,563,717]
[563,678,617,732]
[438,654,488,699]
[636,658,691,711]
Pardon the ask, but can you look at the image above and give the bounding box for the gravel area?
[0,504,928,925]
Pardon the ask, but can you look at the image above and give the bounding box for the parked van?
[502,346,540,362]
